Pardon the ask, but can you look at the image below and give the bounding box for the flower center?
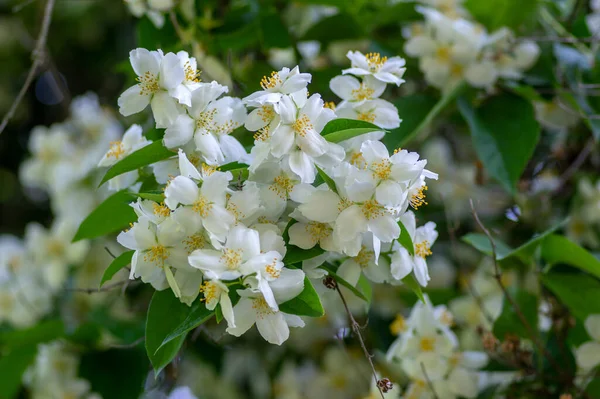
[196,109,217,130]
[436,46,452,62]
[192,196,213,217]
[361,199,385,219]
[184,61,201,83]
[265,258,281,278]
[410,185,428,209]
[440,310,454,326]
[292,114,313,137]
[357,110,376,123]
[220,248,242,270]
[306,222,331,242]
[351,83,375,101]
[349,152,366,168]
[252,296,275,317]
[365,52,387,72]
[144,245,170,265]
[183,233,206,252]
[355,246,374,268]
[199,281,217,303]
[415,240,432,258]
[324,101,336,110]
[107,141,125,159]
[260,71,282,90]
[254,126,271,142]
[201,163,217,176]
[257,105,275,122]
[390,314,407,335]
[269,173,294,199]
[419,337,435,352]
[47,239,65,258]
[450,63,464,77]
[371,158,392,180]
[152,202,171,217]
[137,71,159,95]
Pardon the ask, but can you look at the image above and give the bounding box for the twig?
[107,336,145,349]
[12,0,36,13]
[104,247,117,259]
[67,279,130,294]
[469,199,564,376]
[335,284,385,399]
[420,362,440,399]
[0,0,56,135]
[554,138,596,193]
[466,281,496,326]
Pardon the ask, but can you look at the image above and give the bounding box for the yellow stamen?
[152,202,170,217]
[419,337,435,352]
[306,222,331,242]
[351,83,375,101]
[199,281,217,302]
[410,185,428,209]
[265,258,281,278]
[257,105,274,122]
[183,233,206,252]
[220,248,242,270]
[192,196,212,217]
[144,245,169,265]
[292,114,313,137]
[260,71,282,90]
[361,199,385,219]
[371,158,392,180]
[269,173,294,199]
[107,141,125,159]
[137,71,159,95]
[357,110,376,123]
[415,240,432,258]
[365,52,388,72]
[184,61,201,83]
[390,314,407,335]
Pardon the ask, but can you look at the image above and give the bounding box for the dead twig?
[335,284,385,399]
[469,199,564,376]
[0,0,56,135]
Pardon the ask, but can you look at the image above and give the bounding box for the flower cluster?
[107,48,439,345]
[403,5,540,91]
[387,297,490,398]
[0,94,125,328]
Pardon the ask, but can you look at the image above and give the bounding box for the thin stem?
[0,0,56,135]
[420,362,440,399]
[335,284,385,399]
[67,279,132,294]
[554,138,596,193]
[469,199,564,376]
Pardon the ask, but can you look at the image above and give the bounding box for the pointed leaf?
[100,140,175,186]
[402,274,425,303]
[315,165,338,193]
[321,118,384,143]
[397,220,415,256]
[279,277,324,317]
[100,250,134,288]
[73,190,136,242]
[542,235,600,279]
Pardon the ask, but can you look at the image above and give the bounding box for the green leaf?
[159,300,214,350]
[136,14,179,50]
[321,118,384,143]
[302,13,364,45]
[319,264,369,302]
[279,277,324,317]
[0,319,64,349]
[493,289,538,340]
[259,11,292,49]
[397,220,415,256]
[397,82,465,147]
[461,220,566,267]
[541,235,600,279]
[100,140,175,186]
[315,165,338,193]
[100,250,134,288]
[283,245,325,265]
[73,190,137,242]
[376,1,421,26]
[465,0,539,30]
[385,94,437,150]
[357,275,372,305]
[458,94,540,194]
[145,290,193,376]
[0,344,37,399]
[542,272,600,321]
[218,161,249,172]
[402,274,425,303]
[134,192,165,203]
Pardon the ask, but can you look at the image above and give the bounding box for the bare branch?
[0,0,56,135]
[335,284,385,399]
[469,199,564,376]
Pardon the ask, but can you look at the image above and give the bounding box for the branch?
[0,0,56,135]
[468,199,564,376]
[67,279,131,294]
[555,138,596,193]
[334,283,386,399]
[420,362,440,399]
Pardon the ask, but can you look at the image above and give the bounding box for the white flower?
[329,75,386,106]
[168,386,198,399]
[335,99,401,129]
[575,314,600,370]
[163,172,235,241]
[337,234,392,285]
[226,288,305,345]
[98,124,151,191]
[116,216,189,293]
[343,51,406,86]
[243,66,312,106]
[118,48,188,128]
[199,279,235,328]
[390,211,438,287]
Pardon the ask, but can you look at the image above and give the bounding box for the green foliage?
[100,250,134,288]
[279,277,325,317]
[321,118,384,143]
[302,13,364,45]
[397,219,415,256]
[493,289,538,340]
[73,190,137,242]
[458,94,540,194]
[146,290,200,376]
[385,94,437,149]
[134,192,165,202]
[283,244,325,265]
[0,344,37,399]
[465,0,540,30]
[319,264,370,302]
[99,140,175,186]
[0,319,64,349]
[542,272,600,321]
[541,235,600,278]
[315,165,338,193]
[401,274,425,303]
